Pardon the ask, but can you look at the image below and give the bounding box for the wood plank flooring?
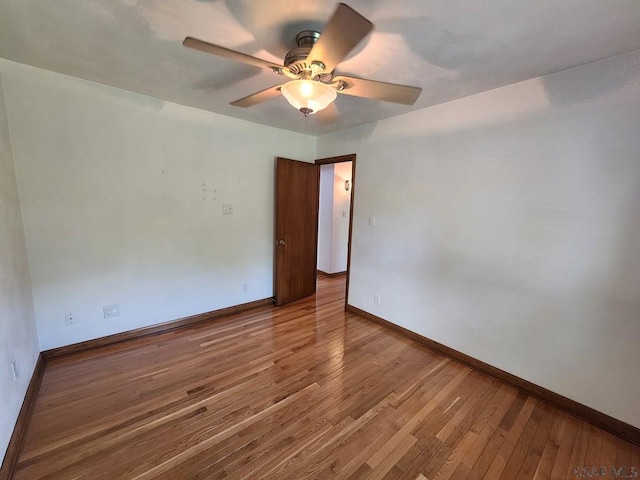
[15,276,639,479]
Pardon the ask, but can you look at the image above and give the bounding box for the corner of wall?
[0,62,41,462]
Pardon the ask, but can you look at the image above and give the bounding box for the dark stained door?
[274,157,320,306]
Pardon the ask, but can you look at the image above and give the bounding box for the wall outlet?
[374,294,381,306]
[65,313,78,325]
[103,304,120,318]
[10,359,18,381]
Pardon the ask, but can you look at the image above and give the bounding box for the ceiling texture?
[1,0,640,135]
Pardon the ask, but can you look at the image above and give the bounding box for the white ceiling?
[1,0,640,136]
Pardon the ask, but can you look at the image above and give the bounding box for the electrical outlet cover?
[103,304,120,318]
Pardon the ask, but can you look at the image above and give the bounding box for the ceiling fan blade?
[183,37,284,71]
[306,3,373,73]
[230,84,283,108]
[333,75,422,105]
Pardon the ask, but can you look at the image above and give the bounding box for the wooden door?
[274,157,320,306]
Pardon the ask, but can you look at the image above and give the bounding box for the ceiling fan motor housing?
[284,30,333,82]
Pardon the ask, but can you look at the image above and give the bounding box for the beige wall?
[318,50,640,428]
[0,68,39,462]
[1,59,316,352]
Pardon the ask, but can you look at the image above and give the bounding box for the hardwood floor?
[15,276,639,479]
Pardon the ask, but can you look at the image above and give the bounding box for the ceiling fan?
[183,3,422,116]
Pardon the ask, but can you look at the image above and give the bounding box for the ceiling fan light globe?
[281,79,337,115]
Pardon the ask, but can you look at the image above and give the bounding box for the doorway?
[315,154,356,307]
[273,154,355,308]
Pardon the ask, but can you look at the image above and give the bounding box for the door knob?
[276,239,286,246]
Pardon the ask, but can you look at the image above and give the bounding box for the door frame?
[315,154,356,310]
